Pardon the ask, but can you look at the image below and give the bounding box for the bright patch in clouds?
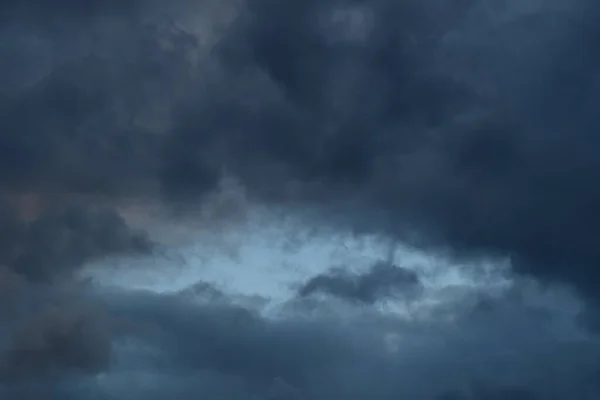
[82,204,512,317]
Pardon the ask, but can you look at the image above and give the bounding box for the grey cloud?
[1,0,600,398]
[297,260,422,304]
[0,201,152,283]
[3,285,600,399]
[190,0,600,308]
[1,304,111,380]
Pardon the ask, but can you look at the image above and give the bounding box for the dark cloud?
[0,201,152,282]
[297,260,421,304]
[0,0,141,29]
[205,0,600,307]
[0,16,196,196]
[2,0,600,398]
[1,304,111,379]
[182,0,600,309]
[167,0,477,194]
[2,285,598,399]
[436,385,539,400]
[0,267,25,302]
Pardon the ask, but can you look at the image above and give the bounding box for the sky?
[1,0,600,399]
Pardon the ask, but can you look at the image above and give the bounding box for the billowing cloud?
[1,0,600,399]
[2,304,111,379]
[2,280,599,399]
[0,201,152,282]
[297,260,422,304]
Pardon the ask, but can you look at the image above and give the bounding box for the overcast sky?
[1,0,600,399]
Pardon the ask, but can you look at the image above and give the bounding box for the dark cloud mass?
[298,261,421,304]
[0,201,152,282]
[2,304,111,379]
[2,0,600,399]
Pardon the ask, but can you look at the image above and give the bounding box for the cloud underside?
[1,0,600,398]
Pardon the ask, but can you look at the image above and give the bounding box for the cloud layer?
[2,0,600,399]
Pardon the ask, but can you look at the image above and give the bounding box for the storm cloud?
[2,0,600,399]
[297,260,422,304]
[2,303,111,379]
[0,201,152,282]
